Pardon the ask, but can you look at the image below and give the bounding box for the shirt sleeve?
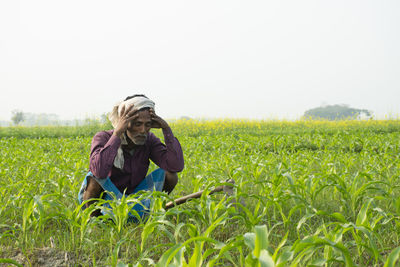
[89,131,121,178]
[149,127,184,172]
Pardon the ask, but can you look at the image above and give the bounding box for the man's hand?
[150,108,169,129]
[113,105,138,138]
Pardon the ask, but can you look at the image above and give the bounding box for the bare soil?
[1,247,77,267]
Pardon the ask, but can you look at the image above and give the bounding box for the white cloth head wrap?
[108,96,155,169]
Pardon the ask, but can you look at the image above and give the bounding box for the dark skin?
[83,105,178,216]
[113,105,169,141]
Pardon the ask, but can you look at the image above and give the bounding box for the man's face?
[126,109,152,145]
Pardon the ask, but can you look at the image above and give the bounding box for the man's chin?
[132,137,147,145]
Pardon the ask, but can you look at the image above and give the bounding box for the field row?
[0,120,399,266]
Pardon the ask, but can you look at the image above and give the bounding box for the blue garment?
[78,168,165,220]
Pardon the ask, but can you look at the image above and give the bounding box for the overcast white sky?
[0,0,399,121]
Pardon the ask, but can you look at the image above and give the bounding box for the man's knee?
[163,171,178,193]
[82,177,104,216]
[83,177,104,200]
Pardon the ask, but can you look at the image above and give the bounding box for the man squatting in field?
[79,94,184,217]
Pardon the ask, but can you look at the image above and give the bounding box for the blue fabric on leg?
[78,168,166,220]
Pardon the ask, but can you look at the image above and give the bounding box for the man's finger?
[125,104,136,114]
[126,112,139,121]
[150,111,160,120]
[149,108,157,116]
[126,108,138,118]
[119,105,126,116]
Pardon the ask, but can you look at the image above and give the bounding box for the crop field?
[0,120,400,266]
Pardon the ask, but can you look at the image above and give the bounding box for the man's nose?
[139,124,146,133]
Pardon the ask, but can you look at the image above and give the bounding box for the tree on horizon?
[11,110,24,125]
[303,104,372,120]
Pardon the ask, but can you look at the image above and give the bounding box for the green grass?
[0,120,399,266]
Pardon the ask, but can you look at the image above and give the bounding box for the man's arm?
[89,131,121,178]
[149,128,184,172]
[148,109,184,172]
[90,105,139,178]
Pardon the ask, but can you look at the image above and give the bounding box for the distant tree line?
[9,110,110,126]
[303,104,372,120]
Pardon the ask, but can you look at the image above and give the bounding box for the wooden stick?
[165,180,234,210]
